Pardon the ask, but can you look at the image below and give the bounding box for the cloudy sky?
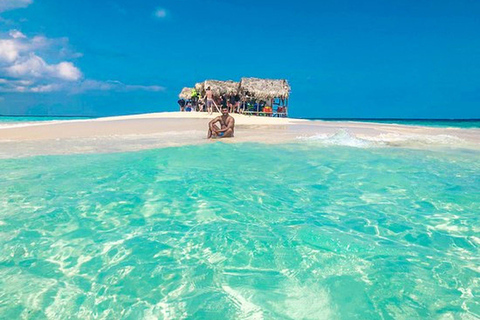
[0,0,479,118]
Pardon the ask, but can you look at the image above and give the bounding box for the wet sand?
[1,112,479,158]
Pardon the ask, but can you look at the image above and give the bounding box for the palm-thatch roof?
[194,82,204,93]
[239,77,290,100]
[178,87,194,99]
[203,80,239,96]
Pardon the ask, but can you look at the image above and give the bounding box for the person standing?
[206,87,214,115]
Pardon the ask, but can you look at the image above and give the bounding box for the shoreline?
[0,111,479,158]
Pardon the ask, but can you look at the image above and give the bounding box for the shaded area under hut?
[177,78,291,117]
[239,78,290,116]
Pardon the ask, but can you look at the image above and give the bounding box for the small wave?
[364,133,465,146]
[297,129,467,148]
[297,129,375,148]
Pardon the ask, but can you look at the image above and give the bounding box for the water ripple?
[0,144,479,319]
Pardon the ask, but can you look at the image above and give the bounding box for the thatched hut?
[239,78,290,100]
[194,82,204,94]
[203,80,240,96]
[178,87,194,99]
[177,77,291,117]
[239,78,290,116]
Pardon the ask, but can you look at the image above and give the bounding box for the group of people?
[178,87,243,115]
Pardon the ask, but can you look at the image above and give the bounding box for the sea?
[0,117,479,319]
[312,118,480,129]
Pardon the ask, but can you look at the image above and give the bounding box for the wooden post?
[212,99,221,113]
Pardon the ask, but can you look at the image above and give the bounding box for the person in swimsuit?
[206,86,214,114]
[207,106,235,139]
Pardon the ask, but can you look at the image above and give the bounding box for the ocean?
[312,119,480,129]
[0,142,479,319]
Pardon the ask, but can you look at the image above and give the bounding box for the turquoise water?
[0,143,479,319]
[314,119,480,128]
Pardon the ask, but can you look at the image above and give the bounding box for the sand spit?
[0,112,479,158]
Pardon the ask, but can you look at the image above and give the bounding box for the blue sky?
[0,0,479,118]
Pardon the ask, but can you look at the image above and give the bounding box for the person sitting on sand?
[207,106,235,139]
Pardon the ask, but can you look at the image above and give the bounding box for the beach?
[3,0,480,317]
[1,112,479,158]
[1,114,480,318]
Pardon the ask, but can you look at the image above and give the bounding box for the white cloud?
[5,53,82,81]
[73,80,165,93]
[29,83,62,92]
[0,29,165,94]
[0,33,66,64]
[55,61,82,81]
[154,8,167,19]
[9,30,26,39]
[0,79,165,93]
[0,39,20,62]
[0,0,33,13]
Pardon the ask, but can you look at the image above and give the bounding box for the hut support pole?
[212,100,221,113]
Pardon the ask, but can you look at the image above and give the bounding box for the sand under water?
[0,113,479,319]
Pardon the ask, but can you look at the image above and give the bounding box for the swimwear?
[207,99,214,108]
[218,132,225,137]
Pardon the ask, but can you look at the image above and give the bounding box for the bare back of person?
[206,89,213,100]
[205,88,214,114]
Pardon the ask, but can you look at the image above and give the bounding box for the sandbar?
[0,112,479,158]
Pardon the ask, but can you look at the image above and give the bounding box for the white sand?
[0,112,479,158]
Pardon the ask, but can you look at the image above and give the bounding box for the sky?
[0,0,479,119]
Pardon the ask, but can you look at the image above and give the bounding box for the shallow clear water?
[0,143,479,319]
[313,119,480,129]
